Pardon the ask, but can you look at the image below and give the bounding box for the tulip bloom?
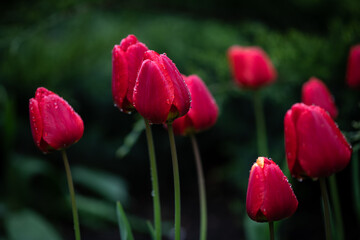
[284,103,352,179]
[133,50,191,124]
[112,34,148,113]
[29,87,84,153]
[346,44,360,88]
[246,157,298,222]
[172,74,218,135]
[227,46,277,89]
[302,77,338,119]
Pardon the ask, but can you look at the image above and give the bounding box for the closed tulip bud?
[302,77,338,119]
[172,74,218,135]
[246,157,298,222]
[133,50,191,124]
[112,34,148,113]
[284,103,352,179]
[227,46,277,89]
[29,87,84,153]
[346,44,360,88]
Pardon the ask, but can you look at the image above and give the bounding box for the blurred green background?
[1,0,360,239]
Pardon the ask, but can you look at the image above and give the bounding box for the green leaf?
[116,201,134,240]
[5,210,62,240]
[116,118,145,158]
[146,221,155,240]
[72,166,128,203]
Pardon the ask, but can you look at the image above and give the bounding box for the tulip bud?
[112,34,148,113]
[227,46,277,89]
[133,50,191,124]
[302,77,338,119]
[246,157,298,222]
[29,87,84,153]
[346,44,360,88]
[284,103,352,179]
[172,74,218,135]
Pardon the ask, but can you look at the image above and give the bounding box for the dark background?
[1,0,360,239]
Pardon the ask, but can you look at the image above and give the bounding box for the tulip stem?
[144,119,162,240]
[269,222,274,240]
[61,150,81,240]
[320,177,332,240]
[253,90,268,156]
[352,145,360,224]
[328,175,344,240]
[167,122,181,240]
[190,133,207,240]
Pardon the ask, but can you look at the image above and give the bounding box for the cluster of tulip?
[28,34,359,240]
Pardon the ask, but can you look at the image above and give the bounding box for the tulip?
[246,157,298,222]
[171,74,218,240]
[29,87,84,153]
[133,50,191,124]
[227,46,277,89]
[284,103,352,179]
[346,44,360,88]
[172,74,218,135]
[302,77,338,119]
[29,87,83,240]
[112,34,148,113]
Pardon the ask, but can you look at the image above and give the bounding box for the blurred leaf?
[76,195,117,228]
[72,166,128,203]
[11,154,54,181]
[244,216,269,240]
[116,118,145,158]
[146,221,155,240]
[116,201,134,240]
[5,210,62,240]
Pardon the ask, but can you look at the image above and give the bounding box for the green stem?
[144,119,162,240]
[328,175,344,240]
[253,90,268,156]
[167,122,181,240]
[320,177,332,240]
[190,133,207,240]
[269,222,274,240]
[352,145,360,224]
[61,150,81,240]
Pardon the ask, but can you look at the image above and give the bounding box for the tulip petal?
[39,94,84,150]
[284,109,305,178]
[29,98,43,149]
[160,54,191,118]
[112,45,129,111]
[186,75,218,131]
[302,77,338,119]
[246,163,266,221]
[125,42,148,104]
[35,87,55,102]
[262,161,298,221]
[119,34,138,51]
[294,104,351,178]
[133,59,173,124]
[346,45,360,88]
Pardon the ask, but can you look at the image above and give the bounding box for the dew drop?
[297,178,303,182]
[151,190,155,197]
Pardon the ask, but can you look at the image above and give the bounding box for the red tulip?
[29,87,84,153]
[302,77,338,119]
[246,157,298,222]
[227,46,277,89]
[112,34,148,113]
[346,44,360,88]
[133,50,191,124]
[172,74,218,135]
[284,103,352,179]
